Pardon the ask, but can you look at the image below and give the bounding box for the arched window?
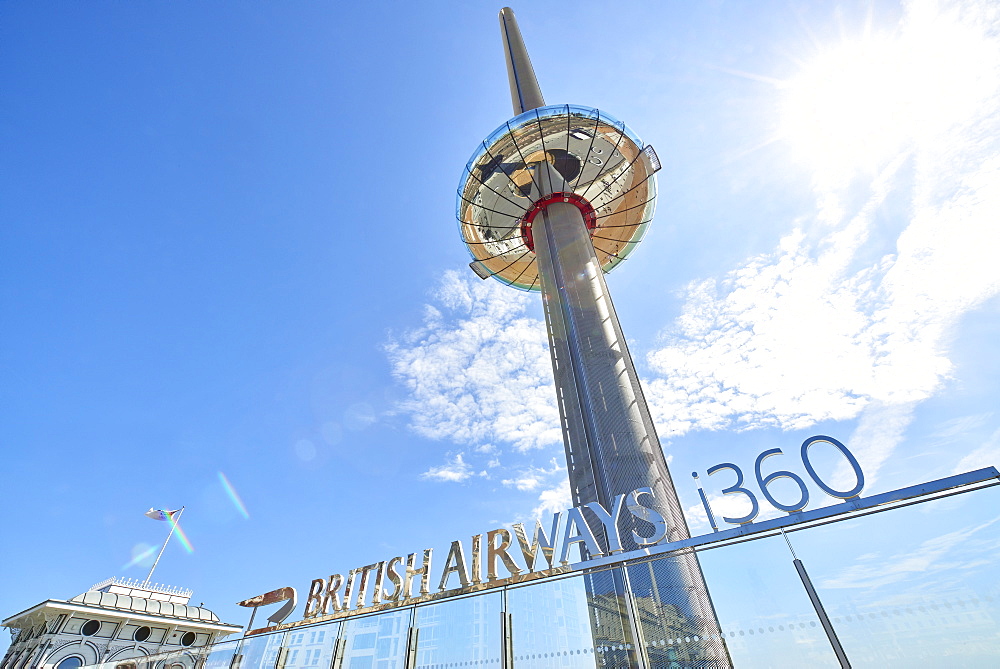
[56,657,84,669]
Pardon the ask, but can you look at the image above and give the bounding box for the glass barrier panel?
[281,622,342,669]
[697,535,842,668]
[784,484,1000,668]
[340,609,410,669]
[625,554,731,667]
[506,568,638,668]
[150,649,198,669]
[96,644,212,669]
[237,632,284,669]
[198,641,239,669]
[183,648,211,669]
[78,480,999,669]
[413,592,501,668]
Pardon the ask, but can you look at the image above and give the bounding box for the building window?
[133,627,151,642]
[180,632,196,647]
[56,657,84,669]
[81,620,100,637]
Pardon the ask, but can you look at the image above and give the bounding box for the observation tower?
[457,8,732,667]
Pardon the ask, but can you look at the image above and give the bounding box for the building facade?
[1,578,241,669]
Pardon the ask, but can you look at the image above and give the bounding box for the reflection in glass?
[581,569,640,669]
[782,487,1000,668]
[201,641,239,669]
[507,570,637,668]
[697,536,842,669]
[76,484,1000,669]
[237,633,284,669]
[626,556,729,666]
[413,592,501,667]
[152,650,194,669]
[341,609,409,669]
[282,623,341,669]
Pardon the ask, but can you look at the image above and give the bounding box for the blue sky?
[3,0,999,660]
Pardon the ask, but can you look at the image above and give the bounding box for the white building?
[1,578,241,669]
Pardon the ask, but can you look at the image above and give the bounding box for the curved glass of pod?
[457,105,658,291]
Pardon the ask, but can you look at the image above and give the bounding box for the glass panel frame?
[413,591,502,668]
[341,608,410,669]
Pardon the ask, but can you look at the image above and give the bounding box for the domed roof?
[69,591,220,622]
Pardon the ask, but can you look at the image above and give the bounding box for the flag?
[145,508,180,521]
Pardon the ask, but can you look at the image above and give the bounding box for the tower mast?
[498,8,545,115]
[458,7,734,666]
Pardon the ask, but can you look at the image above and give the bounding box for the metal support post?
[618,568,650,669]
[782,530,851,668]
[793,560,851,669]
[403,627,419,669]
[500,611,513,669]
[329,639,345,669]
[274,647,288,669]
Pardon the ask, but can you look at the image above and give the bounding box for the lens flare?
[121,544,158,569]
[219,471,250,519]
[169,514,195,553]
[780,4,992,179]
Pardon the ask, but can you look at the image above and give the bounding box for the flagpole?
[143,506,185,588]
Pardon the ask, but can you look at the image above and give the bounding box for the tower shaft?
[490,8,731,665]
[532,166,731,666]
[532,170,685,539]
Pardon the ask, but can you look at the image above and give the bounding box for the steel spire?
[499,7,545,115]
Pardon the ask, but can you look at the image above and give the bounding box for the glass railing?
[87,483,1000,669]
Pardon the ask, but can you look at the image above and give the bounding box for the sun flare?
[780,5,993,178]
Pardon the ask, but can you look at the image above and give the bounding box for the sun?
[779,4,991,180]
[782,36,909,175]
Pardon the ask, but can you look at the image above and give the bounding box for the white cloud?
[953,427,1000,474]
[841,401,917,489]
[421,453,473,483]
[931,413,993,443]
[386,270,559,453]
[501,458,565,492]
[502,476,543,492]
[532,479,572,519]
[821,516,1000,589]
[645,0,1000,483]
